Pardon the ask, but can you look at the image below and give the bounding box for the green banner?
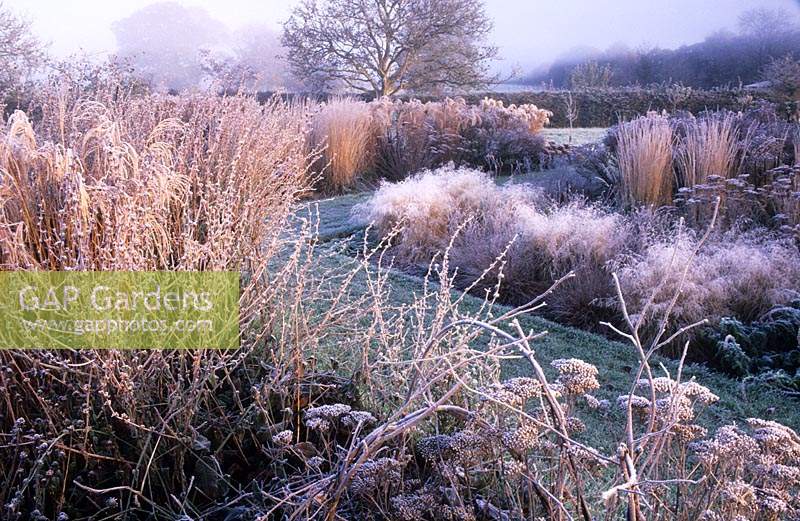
[0,272,240,349]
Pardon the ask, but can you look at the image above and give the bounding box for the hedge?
[251,88,794,129]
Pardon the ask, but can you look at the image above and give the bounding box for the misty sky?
[9,0,800,70]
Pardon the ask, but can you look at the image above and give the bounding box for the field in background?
[540,127,607,145]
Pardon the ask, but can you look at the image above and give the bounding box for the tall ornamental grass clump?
[615,112,675,206]
[674,112,742,187]
[0,92,312,271]
[608,105,797,211]
[309,98,375,193]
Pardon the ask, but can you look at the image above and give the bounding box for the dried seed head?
[551,358,600,395]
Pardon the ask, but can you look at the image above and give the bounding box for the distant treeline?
[524,21,800,89]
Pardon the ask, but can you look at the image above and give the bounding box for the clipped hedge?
[252,88,793,128]
[411,89,794,128]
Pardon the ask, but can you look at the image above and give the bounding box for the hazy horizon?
[9,0,800,74]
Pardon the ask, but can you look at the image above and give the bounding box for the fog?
[11,0,799,70]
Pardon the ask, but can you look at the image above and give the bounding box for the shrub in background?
[370,97,439,181]
[369,97,551,182]
[737,101,794,182]
[308,96,551,191]
[461,98,550,172]
[762,54,800,100]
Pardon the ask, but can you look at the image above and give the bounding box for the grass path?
[293,183,800,450]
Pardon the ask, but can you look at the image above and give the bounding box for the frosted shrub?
[461,98,550,172]
[615,230,800,335]
[356,166,630,322]
[353,165,505,261]
[479,97,552,133]
[450,199,629,323]
[370,97,551,179]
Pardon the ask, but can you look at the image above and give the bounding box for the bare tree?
[569,60,613,90]
[0,3,44,91]
[281,0,498,97]
[563,90,578,143]
[112,2,227,90]
[738,7,797,39]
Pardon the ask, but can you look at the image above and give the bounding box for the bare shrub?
[615,112,675,206]
[762,53,800,100]
[309,98,375,193]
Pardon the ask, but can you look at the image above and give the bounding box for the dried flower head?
[551,358,599,395]
[272,430,293,446]
[349,457,403,496]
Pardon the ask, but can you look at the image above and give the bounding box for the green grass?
[541,127,607,145]
[291,191,800,453]
[294,192,372,240]
[310,239,799,449]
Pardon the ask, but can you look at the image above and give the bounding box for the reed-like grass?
[0,92,312,271]
[675,112,741,187]
[309,98,377,193]
[615,112,675,206]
